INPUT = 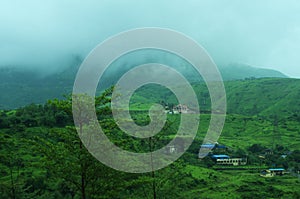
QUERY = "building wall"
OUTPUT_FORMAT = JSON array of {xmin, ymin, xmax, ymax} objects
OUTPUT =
[{"xmin": 216, "ymin": 158, "xmax": 247, "ymax": 166}]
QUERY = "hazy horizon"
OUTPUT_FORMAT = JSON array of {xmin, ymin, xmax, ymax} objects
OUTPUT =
[{"xmin": 1, "ymin": 0, "xmax": 300, "ymax": 77}]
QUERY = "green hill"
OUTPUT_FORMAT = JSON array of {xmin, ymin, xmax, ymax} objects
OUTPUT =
[
  {"xmin": 219, "ymin": 64, "xmax": 287, "ymax": 80},
  {"xmin": 225, "ymin": 78, "xmax": 300, "ymax": 117},
  {"xmin": 0, "ymin": 62, "xmax": 293, "ymax": 110},
  {"xmin": 130, "ymin": 78, "xmax": 300, "ymax": 120},
  {"xmin": 0, "ymin": 89, "xmax": 299, "ymax": 198}
]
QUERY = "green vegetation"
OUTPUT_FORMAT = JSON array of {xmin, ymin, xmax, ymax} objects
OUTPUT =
[
  {"xmin": 219, "ymin": 63, "xmax": 287, "ymax": 80},
  {"xmin": 0, "ymin": 62, "xmax": 290, "ymax": 110},
  {"xmin": 0, "ymin": 77, "xmax": 299, "ymax": 198},
  {"xmin": 131, "ymin": 78, "xmax": 300, "ymax": 118}
]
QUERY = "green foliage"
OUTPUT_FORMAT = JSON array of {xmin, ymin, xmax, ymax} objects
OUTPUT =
[
  {"xmin": 30, "ymin": 127, "xmax": 128, "ymax": 199},
  {"xmin": 0, "ymin": 82, "xmax": 299, "ymax": 198},
  {"xmin": 0, "ymin": 63, "xmax": 291, "ymax": 110},
  {"xmin": 127, "ymin": 78, "xmax": 300, "ymax": 121}
]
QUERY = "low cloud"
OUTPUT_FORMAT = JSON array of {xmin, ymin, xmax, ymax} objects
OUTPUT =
[{"xmin": 0, "ymin": 0, "xmax": 299, "ymax": 77}]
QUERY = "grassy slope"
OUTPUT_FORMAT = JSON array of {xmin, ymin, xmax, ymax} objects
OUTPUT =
[
  {"xmin": 185, "ymin": 165, "xmax": 299, "ymax": 199},
  {"xmin": 0, "ymin": 62, "xmax": 291, "ymax": 110},
  {"xmin": 195, "ymin": 114, "xmax": 300, "ymax": 151},
  {"xmin": 219, "ymin": 64, "xmax": 287, "ymax": 80},
  {"xmin": 1, "ymin": 75, "xmax": 299, "ymax": 198},
  {"xmin": 225, "ymin": 78, "xmax": 300, "ymax": 117},
  {"xmin": 130, "ymin": 78, "xmax": 300, "ymax": 119},
  {"xmin": 1, "ymin": 117, "xmax": 299, "ymax": 198}
]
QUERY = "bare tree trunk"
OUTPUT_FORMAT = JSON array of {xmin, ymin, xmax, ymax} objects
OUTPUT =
[
  {"xmin": 10, "ymin": 168, "xmax": 16, "ymax": 199},
  {"xmin": 81, "ymin": 169, "xmax": 86, "ymax": 199},
  {"xmin": 80, "ymin": 124, "xmax": 86, "ymax": 199},
  {"xmin": 151, "ymin": 170, "xmax": 156, "ymax": 199},
  {"xmin": 149, "ymin": 137, "xmax": 157, "ymax": 199}
]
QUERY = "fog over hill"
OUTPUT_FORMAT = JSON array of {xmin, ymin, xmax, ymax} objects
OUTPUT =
[
  {"xmin": 0, "ymin": 61, "xmax": 292, "ymax": 110},
  {"xmin": 219, "ymin": 64, "xmax": 288, "ymax": 80},
  {"xmin": 1, "ymin": 1, "xmax": 300, "ymax": 77}
]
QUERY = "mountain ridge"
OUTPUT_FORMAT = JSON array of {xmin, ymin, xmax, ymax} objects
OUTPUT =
[
  {"xmin": 219, "ymin": 63, "xmax": 288, "ymax": 80},
  {"xmin": 0, "ymin": 63, "xmax": 295, "ymax": 110}
]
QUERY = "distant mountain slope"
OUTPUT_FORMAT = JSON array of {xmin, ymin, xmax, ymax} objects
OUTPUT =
[
  {"xmin": 224, "ymin": 78, "xmax": 300, "ymax": 117},
  {"xmin": 120, "ymin": 78, "xmax": 300, "ymax": 119},
  {"xmin": 0, "ymin": 63, "xmax": 293, "ymax": 110},
  {"xmin": 219, "ymin": 64, "xmax": 288, "ymax": 80},
  {"xmin": 0, "ymin": 67, "xmax": 73, "ymax": 109}
]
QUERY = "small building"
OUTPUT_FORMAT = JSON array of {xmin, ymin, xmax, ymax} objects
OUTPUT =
[
  {"xmin": 173, "ymin": 104, "xmax": 189, "ymax": 114},
  {"xmin": 201, "ymin": 144, "xmax": 215, "ymax": 150},
  {"xmin": 200, "ymin": 143, "xmax": 226, "ymax": 150},
  {"xmin": 166, "ymin": 145, "xmax": 177, "ymax": 154},
  {"xmin": 260, "ymin": 168, "xmax": 285, "ymax": 177},
  {"xmin": 211, "ymin": 155, "xmax": 230, "ymax": 160},
  {"xmin": 264, "ymin": 149, "xmax": 274, "ymax": 155},
  {"xmin": 210, "ymin": 155, "xmax": 247, "ymax": 166},
  {"xmin": 216, "ymin": 158, "xmax": 247, "ymax": 166}
]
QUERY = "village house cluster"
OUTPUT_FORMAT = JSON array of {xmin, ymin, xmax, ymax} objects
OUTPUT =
[{"xmin": 199, "ymin": 143, "xmax": 247, "ymax": 166}]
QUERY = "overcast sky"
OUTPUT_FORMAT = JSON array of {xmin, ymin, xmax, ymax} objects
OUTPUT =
[{"xmin": 1, "ymin": 0, "xmax": 300, "ymax": 77}]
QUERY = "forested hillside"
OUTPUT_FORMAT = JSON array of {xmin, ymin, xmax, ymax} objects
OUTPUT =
[
  {"xmin": 0, "ymin": 62, "xmax": 299, "ymax": 198},
  {"xmin": 0, "ymin": 62, "xmax": 288, "ymax": 109},
  {"xmin": 0, "ymin": 84, "xmax": 299, "ymax": 198},
  {"xmin": 130, "ymin": 78, "xmax": 300, "ymax": 120}
]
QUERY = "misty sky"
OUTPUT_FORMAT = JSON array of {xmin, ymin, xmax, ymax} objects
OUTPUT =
[{"xmin": 1, "ymin": 0, "xmax": 300, "ymax": 77}]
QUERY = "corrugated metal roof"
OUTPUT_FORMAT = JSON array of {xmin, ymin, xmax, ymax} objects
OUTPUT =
[
  {"xmin": 211, "ymin": 155, "xmax": 230, "ymax": 159},
  {"xmin": 269, "ymin": 168, "xmax": 285, "ymax": 171},
  {"xmin": 201, "ymin": 144, "xmax": 215, "ymax": 148}
]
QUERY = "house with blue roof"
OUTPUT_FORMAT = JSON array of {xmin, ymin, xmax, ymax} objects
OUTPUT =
[
  {"xmin": 260, "ymin": 168, "xmax": 285, "ymax": 177},
  {"xmin": 211, "ymin": 155, "xmax": 230, "ymax": 159},
  {"xmin": 210, "ymin": 154, "xmax": 247, "ymax": 166}
]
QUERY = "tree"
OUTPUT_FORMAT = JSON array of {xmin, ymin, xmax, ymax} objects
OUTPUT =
[
  {"xmin": 30, "ymin": 88, "xmax": 130, "ymax": 199},
  {"xmin": 0, "ymin": 133, "xmax": 36, "ymax": 199}
]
